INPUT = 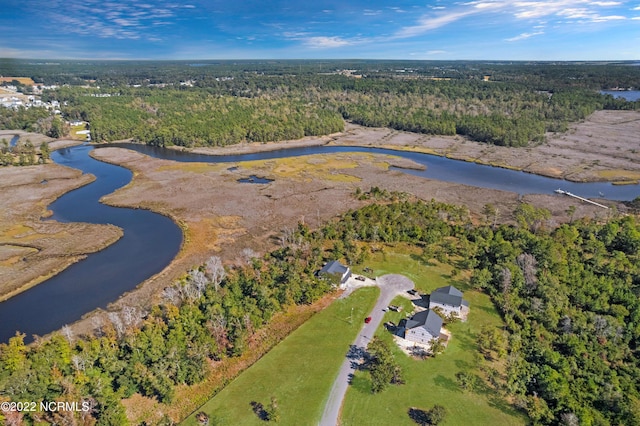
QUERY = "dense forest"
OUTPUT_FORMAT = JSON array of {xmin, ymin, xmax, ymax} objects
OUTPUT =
[
  {"xmin": 320, "ymin": 197, "xmax": 640, "ymax": 425},
  {"xmin": 2, "ymin": 193, "xmax": 639, "ymax": 425},
  {"xmin": 2, "ymin": 59, "xmax": 639, "ymax": 88},
  {"xmin": 2, "ymin": 60, "xmax": 639, "ymax": 148},
  {"xmin": 56, "ymin": 88, "xmax": 344, "ymax": 146}
]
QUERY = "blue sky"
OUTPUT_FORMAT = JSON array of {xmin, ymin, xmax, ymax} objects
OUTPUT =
[{"xmin": 1, "ymin": 0, "xmax": 638, "ymax": 60}]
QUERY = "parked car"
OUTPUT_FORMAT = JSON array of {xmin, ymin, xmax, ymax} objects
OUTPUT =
[
  {"xmin": 389, "ymin": 305, "xmax": 402, "ymax": 312},
  {"xmin": 355, "ymin": 275, "xmax": 366, "ymax": 281},
  {"xmin": 364, "ymin": 316, "xmax": 372, "ymax": 324},
  {"xmin": 407, "ymin": 289, "xmax": 418, "ymax": 295}
]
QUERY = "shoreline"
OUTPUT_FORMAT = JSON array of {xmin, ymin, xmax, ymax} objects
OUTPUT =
[
  {"xmin": 0, "ymin": 163, "xmax": 124, "ymax": 303},
  {"xmin": 100, "ymin": 117, "xmax": 640, "ymax": 184},
  {"xmin": 3, "ymin": 111, "xmax": 638, "ymax": 338},
  {"xmin": 0, "ymin": 230, "xmax": 124, "ymax": 303}
]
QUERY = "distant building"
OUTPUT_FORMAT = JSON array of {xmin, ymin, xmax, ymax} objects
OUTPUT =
[
  {"xmin": 403, "ymin": 309, "xmax": 443, "ymax": 345},
  {"xmin": 428, "ymin": 285, "xmax": 469, "ymax": 317},
  {"xmin": 318, "ymin": 260, "xmax": 351, "ymax": 284}
]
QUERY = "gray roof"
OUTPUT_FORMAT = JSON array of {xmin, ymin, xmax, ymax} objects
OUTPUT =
[
  {"xmin": 319, "ymin": 260, "xmax": 349, "ymax": 276},
  {"xmin": 429, "ymin": 285, "xmax": 466, "ymax": 308},
  {"xmin": 405, "ymin": 309, "xmax": 443, "ymax": 337}
]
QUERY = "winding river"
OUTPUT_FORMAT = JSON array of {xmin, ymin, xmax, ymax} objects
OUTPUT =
[
  {"xmin": 1, "ymin": 142, "xmax": 639, "ymax": 342},
  {"xmin": 112, "ymin": 143, "xmax": 640, "ymax": 200},
  {"xmin": 0, "ymin": 145, "xmax": 182, "ymax": 342}
]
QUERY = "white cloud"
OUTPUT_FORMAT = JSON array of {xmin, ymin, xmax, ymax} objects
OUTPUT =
[
  {"xmin": 506, "ymin": 31, "xmax": 544, "ymax": 41},
  {"xmin": 591, "ymin": 14, "xmax": 627, "ymax": 20},
  {"xmin": 471, "ymin": 1, "xmax": 505, "ymax": 10},
  {"xmin": 427, "ymin": 50, "xmax": 447, "ymax": 54},
  {"xmin": 44, "ymin": 0, "xmax": 181, "ymax": 41},
  {"xmin": 304, "ymin": 36, "xmax": 352, "ymax": 48},
  {"xmin": 589, "ymin": 1, "xmax": 621, "ymax": 6},
  {"xmin": 392, "ymin": 0, "xmax": 634, "ymax": 42},
  {"xmin": 394, "ymin": 10, "xmax": 475, "ymax": 38}
]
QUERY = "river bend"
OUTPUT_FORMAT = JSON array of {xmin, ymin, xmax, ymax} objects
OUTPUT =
[
  {"xmin": 0, "ymin": 145, "xmax": 182, "ymax": 342},
  {"xmin": 1, "ymin": 142, "xmax": 638, "ymax": 342}
]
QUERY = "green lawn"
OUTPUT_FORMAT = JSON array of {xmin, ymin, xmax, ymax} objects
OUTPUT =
[
  {"xmin": 181, "ymin": 287, "xmax": 379, "ymax": 426},
  {"xmin": 355, "ymin": 244, "xmax": 463, "ymax": 294},
  {"xmin": 341, "ymin": 245, "xmax": 526, "ymax": 425}
]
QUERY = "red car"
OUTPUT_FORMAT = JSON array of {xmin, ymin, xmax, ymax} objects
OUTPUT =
[{"xmin": 364, "ymin": 316, "xmax": 372, "ymax": 324}]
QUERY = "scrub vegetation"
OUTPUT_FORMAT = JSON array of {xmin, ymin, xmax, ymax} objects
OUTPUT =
[
  {"xmin": 2, "ymin": 60, "xmax": 638, "ymax": 149},
  {"xmin": 1, "ymin": 60, "xmax": 640, "ymax": 425},
  {"xmin": 2, "ymin": 192, "xmax": 639, "ymax": 425},
  {"xmin": 181, "ymin": 287, "xmax": 379, "ymax": 426}
]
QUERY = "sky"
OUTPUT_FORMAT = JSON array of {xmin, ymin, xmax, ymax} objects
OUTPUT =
[{"xmin": 0, "ymin": 0, "xmax": 639, "ymax": 60}]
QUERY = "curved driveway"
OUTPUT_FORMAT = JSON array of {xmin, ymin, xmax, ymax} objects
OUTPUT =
[{"xmin": 319, "ymin": 274, "xmax": 415, "ymax": 426}]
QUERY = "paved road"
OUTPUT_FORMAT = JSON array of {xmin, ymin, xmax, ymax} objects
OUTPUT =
[{"xmin": 319, "ymin": 274, "xmax": 415, "ymax": 426}]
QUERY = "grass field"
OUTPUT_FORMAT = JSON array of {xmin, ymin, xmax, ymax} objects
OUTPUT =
[
  {"xmin": 182, "ymin": 244, "xmax": 525, "ymax": 425},
  {"xmin": 181, "ymin": 287, "xmax": 379, "ymax": 425},
  {"xmin": 597, "ymin": 169, "xmax": 640, "ymax": 182},
  {"xmin": 70, "ymin": 124, "xmax": 89, "ymax": 140},
  {"xmin": 0, "ymin": 77, "xmax": 35, "ymax": 85},
  {"xmin": 239, "ymin": 154, "xmax": 370, "ymax": 183},
  {"xmin": 340, "ymin": 245, "xmax": 526, "ymax": 425}
]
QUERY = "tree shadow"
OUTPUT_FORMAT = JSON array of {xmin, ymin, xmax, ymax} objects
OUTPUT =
[
  {"xmin": 349, "ymin": 373, "xmax": 372, "ymax": 395},
  {"xmin": 487, "ymin": 394, "xmax": 525, "ymax": 419},
  {"xmin": 409, "ymin": 253, "xmax": 431, "ymax": 266},
  {"xmin": 433, "ymin": 374, "xmax": 459, "ymax": 392},
  {"xmin": 347, "ymin": 344, "xmax": 371, "ymax": 369},
  {"xmin": 475, "ymin": 304, "xmax": 498, "ymax": 315},
  {"xmin": 440, "ymin": 273, "xmax": 472, "ymax": 292},
  {"xmin": 451, "ymin": 332, "xmax": 476, "ymax": 351},
  {"xmin": 250, "ymin": 401, "xmax": 268, "ymax": 421},
  {"xmin": 408, "ymin": 407, "xmax": 429, "ymax": 425},
  {"xmin": 454, "ymin": 359, "xmax": 472, "ymax": 370}
]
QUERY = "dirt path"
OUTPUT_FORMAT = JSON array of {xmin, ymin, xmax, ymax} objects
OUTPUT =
[{"xmin": 320, "ymin": 275, "xmax": 414, "ymax": 426}]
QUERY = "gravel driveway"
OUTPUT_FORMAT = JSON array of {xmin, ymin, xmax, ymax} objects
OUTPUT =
[{"xmin": 319, "ymin": 274, "xmax": 414, "ymax": 426}]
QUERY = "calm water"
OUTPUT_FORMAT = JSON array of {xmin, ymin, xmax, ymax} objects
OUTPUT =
[
  {"xmin": 0, "ymin": 145, "xmax": 182, "ymax": 342},
  {"xmin": 112, "ymin": 143, "xmax": 640, "ymax": 201},
  {"xmin": 2, "ymin": 140, "xmax": 639, "ymax": 342},
  {"xmin": 600, "ymin": 90, "xmax": 640, "ymax": 101},
  {"xmin": 238, "ymin": 175, "xmax": 274, "ymax": 184}
]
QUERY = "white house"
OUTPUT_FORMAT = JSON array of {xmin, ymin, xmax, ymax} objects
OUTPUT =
[
  {"xmin": 428, "ymin": 285, "xmax": 469, "ymax": 317},
  {"xmin": 404, "ymin": 309, "xmax": 443, "ymax": 345},
  {"xmin": 318, "ymin": 260, "xmax": 351, "ymax": 285}
]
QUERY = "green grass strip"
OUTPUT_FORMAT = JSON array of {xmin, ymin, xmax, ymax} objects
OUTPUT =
[{"xmin": 181, "ymin": 287, "xmax": 379, "ymax": 425}]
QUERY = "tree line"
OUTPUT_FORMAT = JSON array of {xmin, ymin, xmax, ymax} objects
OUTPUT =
[
  {"xmin": 59, "ymin": 75, "xmax": 637, "ymax": 147},
  {"xmin": 1, "ymin": 192, "xmax": 639, "ymax": 424},
  {"xmin": 2, "ymin": 62, "xmax": 639, "ymax": 148},
  {"xmin": 318, "ymin": 196, "xmax": 640, "ymax": 425}
]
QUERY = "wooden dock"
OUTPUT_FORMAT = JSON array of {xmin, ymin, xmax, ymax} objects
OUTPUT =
[{"xmin": 554, "ymin": 189, "xmax": 609, "ymax": 209}]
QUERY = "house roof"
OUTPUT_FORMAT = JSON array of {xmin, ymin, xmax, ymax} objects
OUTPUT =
[
  {"xmin": 429, "ymin": 285, "xmax": 466, "ymax": 308},
  {"xmin": 405, "ymin": 309, "xmax": 443, "ymax": 337},
  {"xmin": 319, "ymin": 260, "xmax": 349, "ymax": 276}
]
